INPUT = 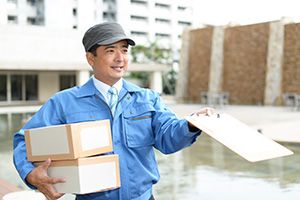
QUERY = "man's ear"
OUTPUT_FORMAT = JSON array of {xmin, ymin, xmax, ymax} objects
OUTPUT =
[{"xmin": 86, "ymin": 52, "xmax": 95, "ymax": 67}]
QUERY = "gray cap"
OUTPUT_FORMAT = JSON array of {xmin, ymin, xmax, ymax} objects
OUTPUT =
[{"xmin": 82, "ymin": 22, "xmax": 135, "ymax": 52}]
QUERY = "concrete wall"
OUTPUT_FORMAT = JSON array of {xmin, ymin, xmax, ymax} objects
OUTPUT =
[{"xmin": 0, "ymin": 25, "xmax": 88, "ymax": 70}]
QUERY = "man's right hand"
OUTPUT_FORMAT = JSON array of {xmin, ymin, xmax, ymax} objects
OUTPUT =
[{"xmin": 26, "ymin": 158, "xmax": 65, "ymax": 200}]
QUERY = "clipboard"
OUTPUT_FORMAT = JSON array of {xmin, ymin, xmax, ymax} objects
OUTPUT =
[{"xmin": 186, "ymin": 113, "xmax": 294, "ymax": 162}]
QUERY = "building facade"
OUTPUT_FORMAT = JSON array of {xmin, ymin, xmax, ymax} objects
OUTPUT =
[{"xmin": 0, "ymin": 0, "xmax": 197, "ymax": 138}]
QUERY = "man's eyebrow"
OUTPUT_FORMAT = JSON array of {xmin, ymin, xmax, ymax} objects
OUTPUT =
[
  {"xmin": 104, "ymin": 44, "xmax": 128, "ymax": 50},
  {"xmin": 104, "ymin": 45, "xmax": 116, "ymax": 50}
]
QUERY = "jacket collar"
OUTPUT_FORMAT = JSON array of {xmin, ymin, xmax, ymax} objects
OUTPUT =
[
  {"xmin": 122, "ymin": 79, "xmax": 142, "ymax": 93},
  {"xmin": 76, "ymin": 78, "xmax": 142, "ymax": 98}
]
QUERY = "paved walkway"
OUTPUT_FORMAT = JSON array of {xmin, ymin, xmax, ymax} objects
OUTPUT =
[{"xmin": 164, "ymin": 101, "xmax": 300, "ymax": 143}]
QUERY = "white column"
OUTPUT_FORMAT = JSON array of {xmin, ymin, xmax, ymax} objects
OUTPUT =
[
  {"xmin": 264, "ymin": 20, "xmax": 285, "ymax": 105},
  {"xmin": 175, "ymin": 28, "xmax": 190, "ymax": 102},
  {"xmin": 208, "ymin": 26, "xmax": 224, "ymax": 94},
  {"xmin": 17, "ymin": 0, "xmax": 27, "ymax": 25},
  {"xmin": 76, "ymin": 70, "xmax": 90, "ymax": 86},
  {"xmin": 150, "ymin": 71, "xmax": 163, "ymax": 94},
  {"xmin": 0, "ymin": 0, "xmax": 7, "ymax": 25}
]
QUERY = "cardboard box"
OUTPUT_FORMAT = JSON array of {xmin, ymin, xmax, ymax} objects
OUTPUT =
[
  {"xmin": 42, "ymin": 154, "xmax": 120, "ymax": 194},
  {"xmin": 25, "ymin": 120, "xmax": 113, "ymax": 161}
]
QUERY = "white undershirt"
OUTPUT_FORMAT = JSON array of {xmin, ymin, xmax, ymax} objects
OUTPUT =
[{"xmin": 92, "ymin": 76, "xmax": 123, "ymax": 104}]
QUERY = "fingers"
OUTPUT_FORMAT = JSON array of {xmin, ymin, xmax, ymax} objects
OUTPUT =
[
  {"xmin": 39, "ymin": 184, "xmax": 64, "ymax": 200},
  {"xmin": 48, "ymin": 177, "xmax": 65, "ymax": 184},
  {"xmin": 26, "ymin": 158, "xmax": 65, "ymax": 200},
  {"xmin": 192, "ymin": 107, "xmax": 216, "ymax": 116},
  {"xmin": 41, "ymin": 158, "xmax": 51, "ymax": 171}
]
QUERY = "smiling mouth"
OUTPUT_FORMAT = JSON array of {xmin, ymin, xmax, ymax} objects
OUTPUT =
[{"xmin": 111, "ymin": 66, "xmax": 124, "ymax": 71}]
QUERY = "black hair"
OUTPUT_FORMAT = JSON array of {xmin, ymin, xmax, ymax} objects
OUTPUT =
[{"xmin": 88, "ymin": 44, "xmax": 100, "ymax": 56}]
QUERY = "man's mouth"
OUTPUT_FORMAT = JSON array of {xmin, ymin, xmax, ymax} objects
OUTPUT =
[{"xmin": 111, "ymin": 66, "xmax": 123, "ymax": 72}]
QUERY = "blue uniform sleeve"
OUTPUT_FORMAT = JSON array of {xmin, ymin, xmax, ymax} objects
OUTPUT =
[
  {"xmin": 151, "ymin": 93, "xmax": 201, "ymax": 154},
  {"xmin": 13, "ymin": 96, "xmax": 64, "ymax": 188}
]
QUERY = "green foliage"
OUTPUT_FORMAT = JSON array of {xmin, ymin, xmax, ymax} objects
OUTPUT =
[
  {"xmin": 131, "ymin": 41, "xmax": 172, "ymax": 64},
  {"xmin": 129, "ymin": 40, "xmax": 177, "ymax": 94}
]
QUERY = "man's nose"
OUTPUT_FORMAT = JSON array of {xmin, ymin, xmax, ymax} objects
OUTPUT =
[{"xmin": 115, "ymin": 50, "xmax": 124, "ymax": 62}]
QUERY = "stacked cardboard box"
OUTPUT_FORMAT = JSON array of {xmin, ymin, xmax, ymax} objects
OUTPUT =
[{"xmin": 25, "ymin": 119, "xmax": 120, "ymax": 194}]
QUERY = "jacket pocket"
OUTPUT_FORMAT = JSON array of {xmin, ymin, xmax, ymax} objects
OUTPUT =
[
  {"xmin": 123, "ymin": 104, "xmax": 155, "ymax": 148},
  {"xmin": 65, "ymin": 110, "xmax": 108, "ymax": 123}
]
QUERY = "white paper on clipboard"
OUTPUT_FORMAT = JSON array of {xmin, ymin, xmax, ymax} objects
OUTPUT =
[{"xmin": 186, "ymin": 113, "xmax": 293, "ymax": 162}]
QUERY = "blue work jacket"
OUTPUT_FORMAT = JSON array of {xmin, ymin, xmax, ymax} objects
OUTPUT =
[{"xmin": 13, "ymin": 78, "xmax": 200, "ymax": 200}]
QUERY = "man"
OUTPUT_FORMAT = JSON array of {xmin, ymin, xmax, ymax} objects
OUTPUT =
[{"xmin": 13, "ymin": 22, "xmax": 214, "ymax": 200}]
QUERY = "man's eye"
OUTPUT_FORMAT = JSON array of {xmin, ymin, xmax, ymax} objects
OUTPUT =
[{"xmin": 122, "ymin": 49, "xmax": 128, "ymax": 53}]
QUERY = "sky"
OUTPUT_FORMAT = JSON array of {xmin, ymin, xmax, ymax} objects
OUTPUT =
[{"xmin": 193, "ymin": 0, "xmax": 300, "ymax": 26}]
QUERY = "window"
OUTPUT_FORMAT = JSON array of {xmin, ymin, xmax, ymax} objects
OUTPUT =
[
  {"xmin": 8, "ymin": 0, "xmax": 17, "ymax": 3},
  {"xmin": 11, "ymin": 75, "xmax": 22, "ymax": 101},
  {"xmin": 60, "ymin": 75, "xmax": 76, "ymax": 91},
  {"xmin": 178, "ymin": 21, "xmax": 191, "ymax": 26},
  {"xmin": 0, "ymin": 75, "xmax": 7, "ymax": 101},
  {"xmin": 7, "ymin": 15, "xmax": 18, "ymax": 24},
  {"xmin": 155, "ymin": 18, "xmax": 171, "ymax": 24},
  {"xmin": 178, "ymin": 6, "xmax": 186, "ymax": 11},
  {"xmin": 103, "ymin": 12, "xmax": 116, "ymax": 21},
  {"xmin": 27, "ymin": 17, "xmax": 37, "ymax": 25},
  {"xmin": 130, "ymin": 0, "xmax": 147, "ymax": 6},
  {"xmin": 155, "ymin": 33, "xmax": 171, "ymax": 38},
  {"xmin": 0, "ymin": 114, "xmax": 8, "ymax": 139},
  {"xmin": 25, "ymin": 75, "xmax": 38, "ymax": 100},
  {"xmin": 72, "ymin": 8, "xmax": 77, "ymax": 16},
  {"xmin": 27, "ymin": 0, "xmax": 36, "ymax": 6},
  {"xmin": 131, "ymin": 15, "xmax": 148, "ymax": 22},
  {"xmin": 5, "ymin": 74, "xmax": 38, "ymax": 101},
  {"xmin": 131, "ymin": 31, "xmax": 147, "ymax": 37},
  {"xmin": 155, "ymin": 3, "xmax": 170, "ymax": 9},
  {"xmin": 103, "ymin": 0, "xmax": 115, "ymax": 2}
]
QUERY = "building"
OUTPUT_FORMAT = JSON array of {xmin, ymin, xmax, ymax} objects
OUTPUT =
[
  {"xmin": 0, "ymin": 0, "xmax": 197, "ymax": 138},
  {"xmin": 176, "ymin": 19, "xmax": 300, "ymax": 107}
]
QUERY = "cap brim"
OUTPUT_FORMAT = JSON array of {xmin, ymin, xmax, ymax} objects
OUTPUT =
[{"xmin": 97, "ymin": 36, "xmax": 135, "ymax": 46}]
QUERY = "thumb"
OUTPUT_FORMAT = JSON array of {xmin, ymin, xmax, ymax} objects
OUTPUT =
[{"xmin": 41, "ymin": 158, "xmax": 51, "ymax": 170}]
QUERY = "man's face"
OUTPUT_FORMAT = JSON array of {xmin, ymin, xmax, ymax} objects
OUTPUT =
[{"xmin": 87, "ymin": 40, "xmax": 129, "ymax": 86}]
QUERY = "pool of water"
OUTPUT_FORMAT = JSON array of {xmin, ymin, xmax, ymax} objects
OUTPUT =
[{"xmin": 1, "ymin": 134, "xmax": 300, "ymax": 200}]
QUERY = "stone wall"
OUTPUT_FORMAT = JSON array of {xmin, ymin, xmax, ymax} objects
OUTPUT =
[
  {"xmin": 222, "ymin": 23, "xmax": 269, "ymax": 104},
  {"xmin": 187, "ymin": 27, "xmax": 213, "ymax": 102},
  {"xmin": 282, "ymin": 23, "xmax": 300, "ymax": 94}
]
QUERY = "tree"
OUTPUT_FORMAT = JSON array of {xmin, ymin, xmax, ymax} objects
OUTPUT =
[{"xmin": 130, "ymin": 40, "xmax": 177, "ymax": 94}]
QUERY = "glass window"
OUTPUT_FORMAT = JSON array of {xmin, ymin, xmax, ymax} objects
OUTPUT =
[
  {"xmin": 11, "ymin": 75, "xmax": 22, "ymax": 101},
  {"xmin": 131, "ymin": 15, "xmax": 148, "ymax": 22},
  {"xmin": 155, "ymin": 3, "xmax": 170, "ymax": 9},
  {"xmin": 27, "ymin": 17, "xmax": 37, "ymax": 25},
  {"xmin": 130, "ymin": 0, "xmax": 147, "ymax": 6},
  {"xmin": 60, "ymin": 75, "xmax": 76, "ymax": 91},
  {"xmin": 0, "ymin": 114, "xmax": 9, "ymax": 139},
  {"xmin": 0, "ymin": 75, "xmax": 7, "ymax": 101},
  {"xmin": 25, "ymin": 75, "xmax": 38, "ymax": 100},
  {"xmin": 155, "ymin": 18, "xmax": 171, "ymax": 24},
  {"xmin": 7, "ymin": 15, "xmax": 18, "ymax": 24},
  {"xmin": 11, "ymin": 113, "xmax": 23, "ymax": 134}
]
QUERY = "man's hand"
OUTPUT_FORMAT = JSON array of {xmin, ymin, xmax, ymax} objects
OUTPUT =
[
  {"xmin": 191, "ymin": 107, "xmax": 215, "ymax": 117},
  {"xmin": 188, "ymin": 107, "xmax": 216, "ymax": 131},
  {"xmin": 26, "ymin": 158, "xmax": 65, "ymax": 200}
]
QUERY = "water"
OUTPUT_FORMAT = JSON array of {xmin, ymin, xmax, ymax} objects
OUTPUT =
[
  {"xmin": 154, "ymin": 134, "xmax": 300, "ymax": 199},
  {"xmin": 1, "ymin": 134, "xmax": 300, "ymax": 200}
]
